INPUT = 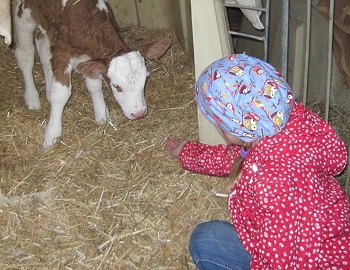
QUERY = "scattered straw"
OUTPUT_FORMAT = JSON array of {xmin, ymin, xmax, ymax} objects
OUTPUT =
[
  {"xmin": 0, "ymin": 27, "xmax": 230, "ymax": 269},
  {"xmin": 1, "ymin": 26, "xmax": 349, "ymax": 270}
]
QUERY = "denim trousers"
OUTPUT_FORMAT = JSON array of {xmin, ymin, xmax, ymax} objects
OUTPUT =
[{"xmin": 189, "ymin": 220, "xmax": 251, "ymax": 270}]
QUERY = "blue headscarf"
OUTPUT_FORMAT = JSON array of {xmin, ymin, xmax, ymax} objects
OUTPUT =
[{"xmin": 196, "ymin": 54, "xmax": 295, "ymax": 142}]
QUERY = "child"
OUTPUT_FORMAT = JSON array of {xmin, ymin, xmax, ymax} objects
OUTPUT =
[{"xmin": 166, "ymin": 54, "xmax": 350, "ymax": 269}]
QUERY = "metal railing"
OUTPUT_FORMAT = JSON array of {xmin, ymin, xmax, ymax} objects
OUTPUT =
[
  {"xmin": 221, "ymin": 0, "xmax": 349, "ymax": 195},
  {"xmin": 222, "ymin": 0, "xmax": 270, "ymax": 62}
]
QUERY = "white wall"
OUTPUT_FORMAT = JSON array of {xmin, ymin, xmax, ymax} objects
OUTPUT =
[{"xmin": 191, "ymin": 0, "xmax": 231, "ymax": 145}]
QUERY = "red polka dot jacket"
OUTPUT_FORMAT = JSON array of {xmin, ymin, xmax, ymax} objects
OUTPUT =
[{"xmin": 179, "ymin": 102, "xmax": 350, "ymax": 269}]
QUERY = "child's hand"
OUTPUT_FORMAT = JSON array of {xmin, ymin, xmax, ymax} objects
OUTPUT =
[{"xmin": 165, "ymin": 138, "xmax": 188, "ymax": 157}]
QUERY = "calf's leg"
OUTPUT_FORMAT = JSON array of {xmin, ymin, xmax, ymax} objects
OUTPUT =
[
  {"xmin": 44, "ymin": 79, "xmax": 71, "ymax": 147},
  {"xmin": 14, "ymin": 7, "xmax": 41, "ymax": 109},
  {"xmin": 85, "ymin": 77, "xmax": 109, "ymax": 123},
  {"xmin": 35, "ymin": 33, "xmax": 53, "ymax": 102}
]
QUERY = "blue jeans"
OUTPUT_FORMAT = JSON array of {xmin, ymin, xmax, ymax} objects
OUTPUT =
[{"xmin": 189, "ymin": 220, "xmax": 251, "ymax": 270}]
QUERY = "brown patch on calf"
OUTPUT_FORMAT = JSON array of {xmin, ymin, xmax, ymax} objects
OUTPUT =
[
  {"xmin": 51, "ymin": 53, "xmax": 71, "ymax": 87},
  {"xmin": 139, "ymin": 38, "xmax": 172, "ymax": 60},
  {"xmin": 76, "ymin": 59, "xmax": 108, "ymax": 79},
  {"xmin": 17, "ymin": 2, "xmax": 23, "ymax": 17},
  {"xmin": 21, "ymin": 0, "xmax": 129, "ymax": 85},
  {"xmin": 20, "ymin": 0, "xmax": 172, "ymax": 87}
]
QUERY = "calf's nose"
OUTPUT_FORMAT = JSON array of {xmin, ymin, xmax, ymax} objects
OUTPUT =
[{"xmin": 131, "ymin": 109, "xmax": 147, "ymax": 119}]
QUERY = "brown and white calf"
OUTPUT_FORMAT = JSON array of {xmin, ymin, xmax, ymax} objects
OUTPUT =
[{"xmin": 14, "ymin": 0, "xmax": 171, "ymax": 147}]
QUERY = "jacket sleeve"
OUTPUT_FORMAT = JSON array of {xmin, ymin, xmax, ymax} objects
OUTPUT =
[{"xmin": 178, "ymin": 141, "xmax": 240, "ymax": 177}]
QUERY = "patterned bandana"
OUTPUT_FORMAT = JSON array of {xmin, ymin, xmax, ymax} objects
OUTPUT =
[{"xmin": 196, "ymin": 54, "xmax": 295, "ymax": 142}]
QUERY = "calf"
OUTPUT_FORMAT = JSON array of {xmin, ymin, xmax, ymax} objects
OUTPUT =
[{"xmin": 14, "ymin": 0, "xmax": 171, "ymax": 147}]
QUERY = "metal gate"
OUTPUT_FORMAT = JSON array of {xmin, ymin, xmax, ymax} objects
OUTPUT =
[{"xmin": 221, "ymin": 0, "xmax": 350, "ymax": 195}]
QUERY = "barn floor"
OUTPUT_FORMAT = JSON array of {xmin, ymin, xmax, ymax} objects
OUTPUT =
[
  {"xmin": 0, "ymin": 28, "xmax": 231, "ymax": 270},
  {"xmin": 1, "ymin": 27, "xmax": 349, "ymax": 270}
]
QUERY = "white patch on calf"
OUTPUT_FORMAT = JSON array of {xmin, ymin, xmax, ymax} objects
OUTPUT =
[
  {"xmin": 71, "ymin": 55, "xmax": 109, "ymax": 123},
  {"xmin": 85, "ymin": 77, "xmax": 109, "ymax": 122},
  {"xmin": 96, "ymin": 0, "xmax": 108, "ymax": 11},
  {"xmin": 70, "ymin": 55, "xmax": 91, "ymax": 68},
  {"xmin": 44, "ymin": 79, "xmax": 72, "ymax": 147},
  {"xmin": 62, "ymin": 0, "xmax": 82, "ymax": 8},
  {"xmin": 35, "ymin": 29, "xmax": 53, "ymax": 101},
  {"xmin": 108, "ymin": 52, "xmax": 149, "ymax": 120},
  {"xmin": 15, "ymin": 6, "xmax": 41, "ymax": 109},
  {"xmin": 61, "ymin": 0, "xmax": 68, "ymax": 7}
]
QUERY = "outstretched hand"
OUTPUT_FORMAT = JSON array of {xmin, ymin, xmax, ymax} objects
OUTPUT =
[{"xmin": 165, "ymin": 138, "xmax": 188, "ymax": 157}]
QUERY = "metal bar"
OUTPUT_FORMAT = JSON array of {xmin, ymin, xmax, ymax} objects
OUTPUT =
[
  {"xmin": 228, "ymin": 31, "xmax": 265, "ymax": 42},
  {"xmin": 302, "ymin": 0, "xmax": 312, "ymax": 105},
  {"xmin": 264, "ymin": 0, "xmax": 270, "ymax": 61},
  {"xmin": 281, "ymin": 0, "xmax": 290, "ymax": 80},
  {"xmin": 222, "ymin": 0, "xmax": 269, "ymax": 61},
  {"xmin": 325, "ymin": 0, "xmax": 334, "ymax": 122},
  {"xmin": 133, "ymin": 0, "xmax": 141, "ymax": 27},
  {"xmin": 222, "ymin": 0, "xmax": 234, "ymax": 54}
]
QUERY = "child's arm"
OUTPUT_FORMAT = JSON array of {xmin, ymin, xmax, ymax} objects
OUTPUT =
[{"xmin": 178, "ymin": 141, "xmax": 240, "ymax": 177}]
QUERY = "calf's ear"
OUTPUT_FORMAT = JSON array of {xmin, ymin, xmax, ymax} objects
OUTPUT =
[
  {"xmin": 76, "ymin": 59, "xmax": 107, "ymax": 78},
  {"xmin": 139, "ymin": 38, "xmax": 172, "ymax": 60}
]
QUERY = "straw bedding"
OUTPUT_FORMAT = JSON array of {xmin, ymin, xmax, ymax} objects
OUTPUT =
[
  {"xmin": 0, "ymin": 27, "xmax": 349, "ymax": 269},
  {"xmin": 0, "ymin": 27, "xmax": 231, "ymax": 270}
]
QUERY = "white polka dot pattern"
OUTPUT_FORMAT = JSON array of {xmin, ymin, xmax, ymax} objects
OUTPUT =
[{"xmin": 179, "ymin": 102, "xmax": 350, "ymax": 269}]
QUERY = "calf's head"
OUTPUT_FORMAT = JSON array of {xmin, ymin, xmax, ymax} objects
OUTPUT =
[{"xmin": 76, "ymin": 39, "xmax": 171, "ymax": 120}]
